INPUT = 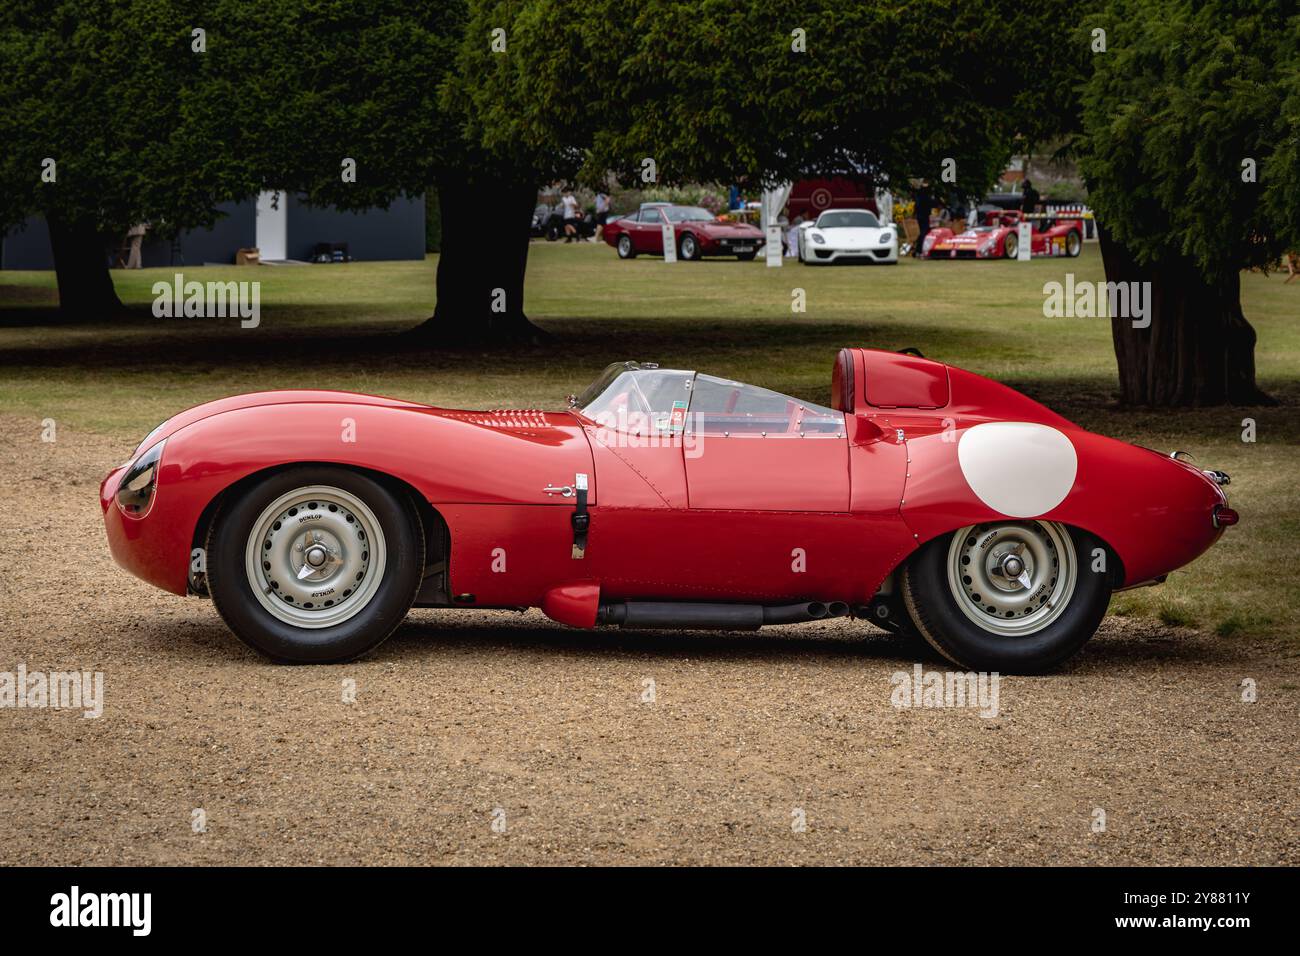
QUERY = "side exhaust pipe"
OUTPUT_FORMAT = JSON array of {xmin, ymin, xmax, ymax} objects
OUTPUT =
[{"xmin": 596, "ymin": 601, "xmax": 850, "ymax": 630}]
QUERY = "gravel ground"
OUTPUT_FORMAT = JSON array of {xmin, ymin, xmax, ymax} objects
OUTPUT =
[{"xmin": 1, "ymin": 414, "xmax": 1297, "ymax": 866}]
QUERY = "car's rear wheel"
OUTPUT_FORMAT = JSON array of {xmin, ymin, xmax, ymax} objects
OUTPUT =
[
  {"xmin": 1066, "ymin": 230, "xmax": 1082, "ymax": 257},
  {"xmin": 901, "ymin": 521, "xmax": 1111, "ymax": 673},
  {"xmin": 679, "ymin": 233, "xmax": 700, "ymax": 260},
  {"xmin": 206, "ymin": 467, "xmax": 423, "ymax": 663},
  {"xmin": 1002, "ymin": 233, "xmax": 1019, "ymax": 259},
  {"xmin": 617, "ymin": 234, "xmax": 636, "ymax": 259}
]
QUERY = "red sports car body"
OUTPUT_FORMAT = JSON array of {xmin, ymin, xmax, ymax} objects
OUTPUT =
[
  {"xmin": 101, "ymin": 349, "xmax": 1235, "ymax": 670},
  {"xmin": 602, "ymin": 204, "xmax": 765, "ymax": 260},
  {"xmin": 922, "ymin": 210, "xmax": 1084, "ymax": 259}
]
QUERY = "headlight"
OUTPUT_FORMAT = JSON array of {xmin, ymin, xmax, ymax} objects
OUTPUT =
[
  {"xmin": 880, "ymin": 232, "xmax": 894, "ymax": 244},
  {"xmin": 811, "ymin": 233, "xmax": 825, "ymax": 244},
  {"xmin": 116, "ymin": 439, "xmax": 166, "ymax": 517}
]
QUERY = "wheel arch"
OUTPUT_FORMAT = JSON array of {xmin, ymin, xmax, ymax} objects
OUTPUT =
[
  {"xmin": 894, "ymin": 424, "xmax": 1225, "ymax": 590},
  {"xmin": 887, "ymin": 519, "xmax": 1126, "ymax": 591},
  {"xmin": 189, "ymin": 462, "xmax": 449, "ymax": 598},
  {"xmin": 132, "ymin": 398, "xmax": 591, "ymax": 598}
]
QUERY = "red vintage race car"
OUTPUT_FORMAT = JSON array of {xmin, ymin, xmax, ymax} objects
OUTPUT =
[
  {"xmin": 921, "ymin": 210, "xmax": 1084, "ymax": 259},
  {"xmin": 602, "ymin": 203, "xmax": 765, "ymax": 260},
  {"xmin": 101, "ymin": 349, "xmax": 1236, "ymax": 671}
]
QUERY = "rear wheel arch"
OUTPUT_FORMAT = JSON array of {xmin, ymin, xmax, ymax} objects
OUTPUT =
[
  {"xmin": 893, "ymin": 520, "xmax": 1121, "ymax": 672},
  {"xmin": 894, "ymin": 521, "xmax": 1126, "ymax": 589}
]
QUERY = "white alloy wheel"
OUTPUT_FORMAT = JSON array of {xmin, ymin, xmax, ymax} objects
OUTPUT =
[{"xmin": 244, "ymin": 485, "xmax": 387, "ymax": 628}]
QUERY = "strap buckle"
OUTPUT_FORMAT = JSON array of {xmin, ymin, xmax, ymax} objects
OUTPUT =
[{"xmin": 571, "ymin": 473, "xmax": 589, "ymax": 559}]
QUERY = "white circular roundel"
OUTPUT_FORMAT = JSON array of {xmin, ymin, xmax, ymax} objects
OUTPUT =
[{"xmin": 957, "ymin": 422, "xmax": 1078, "ymax": 518}]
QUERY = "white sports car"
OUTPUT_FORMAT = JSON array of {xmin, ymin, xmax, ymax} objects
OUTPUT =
[{"xmin": 797, "ymin": 209, "xmax": 899, "ymax": 265}]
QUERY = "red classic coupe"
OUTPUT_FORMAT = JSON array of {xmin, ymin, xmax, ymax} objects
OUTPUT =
[
  {"xmin": 602, "ymin": 204, "xmax": 765, "ymax": 260},
  {"xmin": 922, "ymin": 210, "xmax": 1084, "ymax": 259},
  {"xmin": 101, "ymin": 349, "xmax": 1235, "ymax": 671}
]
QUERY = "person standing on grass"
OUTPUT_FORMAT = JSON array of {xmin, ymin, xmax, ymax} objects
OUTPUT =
[
  {"xmin": 594, "ymin": 191, "xmax": 611, "ymax": 242},
  {"xmin": 561, "ymin": 189, "xmax": 580, "ymax": 242},
  {"xmin": 911, "ymin": 181, "xmax": 932, "ymax": 257},
  {"xmin": 1021, "ymin": 178, "xmax": 1040, "ymax": 215}
]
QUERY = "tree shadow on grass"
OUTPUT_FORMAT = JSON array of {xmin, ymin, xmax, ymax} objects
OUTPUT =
[
  {"xmin": 0, "ymin": 304, "xmax": 986, "ymax": 377},
  {"xmin": 3, "ymin": 301, "xmax": 1291, "ymax": 428}
]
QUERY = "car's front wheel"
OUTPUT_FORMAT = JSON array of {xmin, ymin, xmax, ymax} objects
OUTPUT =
[
  {"xmin": 1002, "ymin": 233, "xmax": 1019, "ymax": 259},
  {"xmin": 679, "ymin": 233, "xmax": 700, "ymax": 260},
  {"xmin": 901, "ymin": 521, "xmax": 1111, "ymax": 673},
  {"xmin": 206, "ymin": 467, "xmax": 424, "ymax": 663},
  {"xmin": 617, "ymin": 234, "xmax": 636, "ymax": 259}
]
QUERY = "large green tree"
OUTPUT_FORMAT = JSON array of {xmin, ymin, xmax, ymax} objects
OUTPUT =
[
  {"xmin": 458, "ymin": 0, "xmax": 1018, "ymax": 201},
  {"xmin": 204, "ymin": 0, "xmax": 552, "ymax": 342},
  {"xmin": 2, "ymin": 0, "xmax": 553, "ymax": 342},
  {"xmin": 0, "ymin": 0, "xmax": 248, "ymax": 315},
  {"xmin": 1076, "ymin": 0, "xmax": 1298, "ymax": 404},
  {"xmin": 458, "ymin": 0, "xmax": 1297, "ymax": 405},
  {"xmin": 203, "ymin": 0, "xmax": 560, "ymax": 343}
]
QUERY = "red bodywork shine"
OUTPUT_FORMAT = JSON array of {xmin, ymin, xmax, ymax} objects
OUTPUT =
[{"xmin": 102, "ymin": 351, "xmax": 1230, "ymax": 623}]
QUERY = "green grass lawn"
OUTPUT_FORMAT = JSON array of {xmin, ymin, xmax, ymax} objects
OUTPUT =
[{"xmin": 2, "ymin": 242, "xmax": 1296, "ymax": 645}]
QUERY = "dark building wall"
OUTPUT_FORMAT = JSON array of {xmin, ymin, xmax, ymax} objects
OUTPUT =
[
  {"xmin": 2, "ymin": 204, "xmax": 254, "ymax": 270},
  {"xmin": 2, "ymin": 196, "xmax": 423, "ymax": 269},
  {"xmin": 286, "ymin": 194, "xmax": 425, "ymax": 262},
  {"xmin": 1, "ymin": 216, "xmax": 53, "ymax": 270},
  {"xmin": 140, "ymin": 201, "xmax": 256, "ymax": 267}
]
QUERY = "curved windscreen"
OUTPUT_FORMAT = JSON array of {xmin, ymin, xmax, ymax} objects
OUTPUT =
[
  {"xmin": 575, "ymin": 363, "xmax": 694, "ymax": 434},
  {"xmin": 815, "ymin": 210, "xmax": 880, "ymax": 229},
  {"xmin": 575, "ymin": 365, "xmax": 844, "ymax": 438}
]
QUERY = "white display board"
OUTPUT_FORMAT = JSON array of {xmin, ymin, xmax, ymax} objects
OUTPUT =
[
  {"xmin": 255, "ymin": 190, "xmax": 287, "ymax": 261},
  {"xmin": 1017, "ymin": 221, "xmax": 1032, "ymax": 262},
  {"xmin": 765, "ymin": 226, "xmax": 783, "ymax": 267},
  {"xmin": 661, "ymin": 223, "xmax": 677, "ymax": 262}
]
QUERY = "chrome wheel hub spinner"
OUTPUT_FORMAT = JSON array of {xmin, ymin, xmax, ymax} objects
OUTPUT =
[
  {"xmin": 244, "ymin": 485, "xmax": 387, "ymax": 629},
  {"xmin": 946, "ymin": 521, "xmax": 1077, "ymax": 637}
]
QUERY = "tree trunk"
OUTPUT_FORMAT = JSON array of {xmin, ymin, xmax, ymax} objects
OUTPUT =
[
  {"xmin": 46, "ymin": 214, "xmax": 124, "ymax": 317},
  {"xmin": 405, "ymin": 169, "xmax": 548, "ymax": 346},
  {"xmin": 1097, "ymin": 224, "xmax": 1273, "ymax": 406}
]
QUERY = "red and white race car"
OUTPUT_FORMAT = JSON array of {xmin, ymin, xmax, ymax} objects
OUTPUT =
[
  {"xmin": 100, "ymin": 348, "xmax": 1236, "ymax": 671},
  {"xmin": 921, "ymin": 210, "xmax": 1084, "ymax": 260}
]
